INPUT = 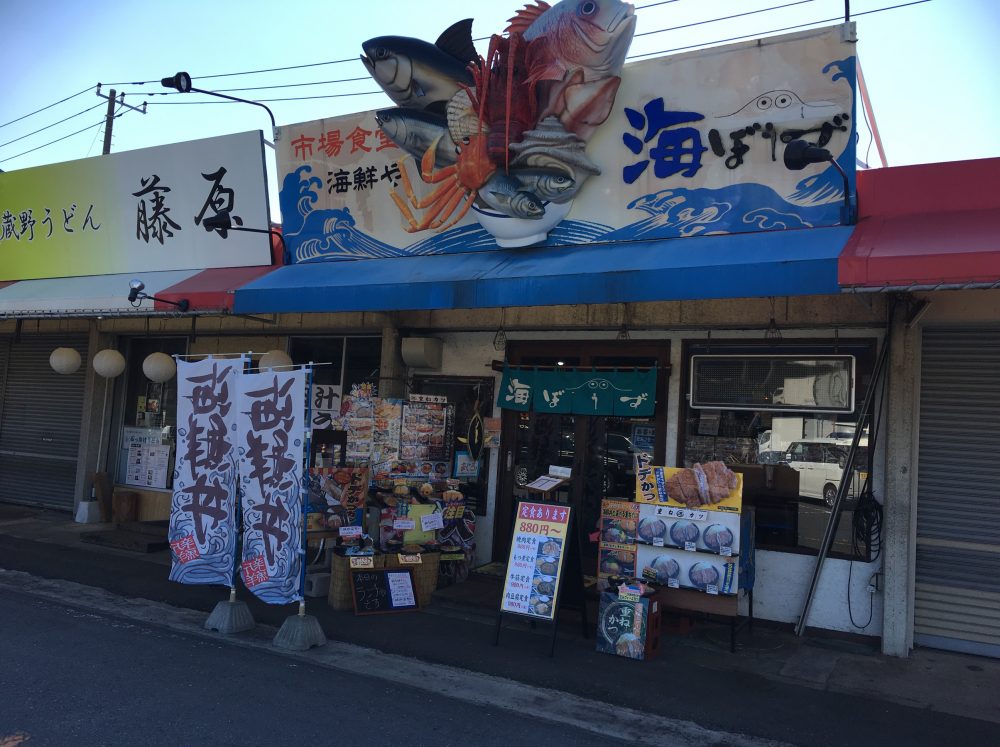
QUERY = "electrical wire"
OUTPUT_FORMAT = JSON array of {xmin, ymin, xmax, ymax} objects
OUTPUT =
[
  {"xmin": 627, "ymin": 0, "xmax": 932, "ymax": 60},
  {"xmin": 0, "ymin": 109, "xmax": 131, "ymax": 165},
  {"xmin": 0, "ymin": 85, "xmax": 94, "ymax": 130},
  {"xmin": 3, "ymin": 0, "xmax": 933, "ymax": 160},
  {"xmin": 634, "ymin": 0, "xmax": 819, "ymax": 39},
  {"xmin": 846, "ymin": 333, "xmax": 888, "ymax": 630},
  {"xmin": 142, "ymin": 90, "xmax": 385, "ymax": 104},
  {"xmin": 0, "ymin": 101, "xmax": 106, "ymax": 150}
]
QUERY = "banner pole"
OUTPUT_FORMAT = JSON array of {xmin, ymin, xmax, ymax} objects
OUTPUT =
[
  {"xmin": 299, "ymin": 363, "xmax": 314, "ymax": 601},
  {"xmin": 202, "ymin": 353, "xmax": 255, "ymax": 635},
  {"xmin": 273, "ymin": 361, "xmax": 326, "ymax": 650}
]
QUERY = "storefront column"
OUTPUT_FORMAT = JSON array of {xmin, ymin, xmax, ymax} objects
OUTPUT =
[
  {"xmin": 74, "ymin": 324, "xmax": 115, "ymax": 516},
  {"xmin": 378, "ymin": 324, "xmax": 405, "ymax": 399},
  {"xmin": 882, "ymin": 302, "xmax": 919, "ymax": 656}
]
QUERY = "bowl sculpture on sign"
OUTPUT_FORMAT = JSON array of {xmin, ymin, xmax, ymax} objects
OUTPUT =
[{"xmin": 362, "ymin": 0, "xmax": 636, "ymax": 247}]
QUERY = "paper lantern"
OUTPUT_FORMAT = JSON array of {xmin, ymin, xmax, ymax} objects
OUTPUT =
[
  {"xmin": 142, "ymin": 352, "xmax": 176, "ymax": 383},
  {"xmin": 92, "ymin": 349, "xmax": 126, "ymax": 378},
  {"xmin": 258, "ymin": 349, "xmax": 292, "ymax": 371},
  {"xmin": 49, "ymin": 347, "xmax": 82, "ymax": 375}
]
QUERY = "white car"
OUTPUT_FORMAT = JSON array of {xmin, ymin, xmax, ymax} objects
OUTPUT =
[{"xmin": 782, "ymin": 438, "xmax": 868, "ymax": 505}]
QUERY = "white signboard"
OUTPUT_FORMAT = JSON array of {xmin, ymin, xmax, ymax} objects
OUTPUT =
[{"xmin": 0, "ymin": 131, "xmax": 272, "ymax": 280}]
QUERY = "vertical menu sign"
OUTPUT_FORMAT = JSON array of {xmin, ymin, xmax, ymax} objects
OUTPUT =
[{"xmin": 501, "ymin": 501, "xmax": 571, "ymax": 620}]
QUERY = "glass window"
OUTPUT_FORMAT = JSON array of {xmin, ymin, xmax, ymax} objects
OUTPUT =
[
  {"xmin": 115, "ymin": 337, "xmax": 187, "ymax": 487},
  {"xmin": 680, "ymin": 339, "xmax": 876, "ymax": 561},
  {"xmin": 411, "ymin": 376, "xmax": 494, "ymax": 516},
  {"xmin": 343, "ymin": 337, "xmax": 382, "ymax": 393}
]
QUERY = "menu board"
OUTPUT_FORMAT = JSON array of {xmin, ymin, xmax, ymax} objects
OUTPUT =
[
  {"xmin": 350, "ymin": 569, "xmax": 418, "ymax": 615},
  {"xmin": 500, "ymin": 501, "xmax": 571, "ymax": 620},
  {"xmin": 372, "ymin": 399, "xmax": 402, "ymax": 464},
  {"xmin": 636, "ymin": 503, "xmax": 741, "ymax": 555},
  {"xmin": 635, "ymin": 544, "xmax": 738, "ymax": 595},
  {"xmin": 598, "ymin": 500, "xmax": 639, "ymax": 581},
  {"xmin": 342, "ymin": 396, "xmax": 375, "ymax": 460},
  {"xmin": 125, "ymin": 443, "xmax": 172, "ymax": 489}
]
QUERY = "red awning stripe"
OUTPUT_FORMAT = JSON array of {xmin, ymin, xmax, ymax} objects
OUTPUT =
[{"xmin": 840, "ymin": 158, "xmax": 1000, "ymax": 289}]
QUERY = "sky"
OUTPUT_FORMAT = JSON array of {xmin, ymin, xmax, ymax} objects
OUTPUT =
[{"xmin": 3, "ymin": 0, "xmax": 998, "ymax": 221}]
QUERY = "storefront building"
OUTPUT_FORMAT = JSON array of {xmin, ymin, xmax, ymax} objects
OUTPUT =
[
  {"xmin": 226, "ymin": 19, "xmax": 894, "ymax": 643},
  {"xmin": 3, "ymin": 10, "xmax": 996, "ymax": 661},
  {"xmin": 840, "ymin": 156, "xmax": 1000, "ymax": 658}
]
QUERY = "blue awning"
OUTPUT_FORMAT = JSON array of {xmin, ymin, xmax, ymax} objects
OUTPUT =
[{"xmin": 233, "ymin": 227, "xmax": 852, "ymax": 314}]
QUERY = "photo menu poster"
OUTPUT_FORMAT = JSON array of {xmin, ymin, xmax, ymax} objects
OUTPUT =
[{"xmin": 500, "ymin": 501, "xmax": 571, "ymax": 621}]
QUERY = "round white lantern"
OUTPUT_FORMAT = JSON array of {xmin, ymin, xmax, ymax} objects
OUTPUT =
[
  {"xmin": 142, "ymin": 352, "xmax": 176, "ymax": 383},
  {"xmin": 92, "ymin": 349, "xmax": 127, "ymax": 378},
  {"xmin": 258, "ymin": 349, "xmax": 292, "ymax": 371},
  {"xmin": 50, "ymin": 347, "xmax": 82, "ymax": 375}
]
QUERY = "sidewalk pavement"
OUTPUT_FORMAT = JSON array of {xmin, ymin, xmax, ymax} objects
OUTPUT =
[{"xmin": 1, "ymin": 504, "xmax": 998, "ymax": 746}]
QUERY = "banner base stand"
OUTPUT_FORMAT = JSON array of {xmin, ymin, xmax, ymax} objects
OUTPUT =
[
  {"xmin": 273, "ymin": 604, "xmax": 326, "ymax": 651},
  {"xmin": 205, "ymin": 597, "xmax": 255, "ymax": 635}
]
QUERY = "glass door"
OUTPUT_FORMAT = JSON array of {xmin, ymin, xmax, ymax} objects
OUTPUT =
[{"xmin": 494, "ymin": 341, "xmax": 670, "ymax": 571}]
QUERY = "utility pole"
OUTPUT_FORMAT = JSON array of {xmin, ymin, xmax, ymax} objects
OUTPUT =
[
  {"xmin": 102, "ymin": 88, "xmax": 116, "ymax": 155},
  {"xmin": 95, "ymin": 85, "xmax": 147, "ymax": 155}
]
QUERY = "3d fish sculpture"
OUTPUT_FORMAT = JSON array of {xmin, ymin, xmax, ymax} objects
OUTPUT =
[{"xmin": 363, "ymin": 0, "xmax": 636, "ymax": 242}]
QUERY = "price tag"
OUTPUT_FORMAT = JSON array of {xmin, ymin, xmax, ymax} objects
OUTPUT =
[
  {"xmin": 684, "ymin": 541, "xmax": 696, "ymax": 552},
  {"xmin": 720, "ymin": 545, "xmax": 733, "ymax": 557},
  {"xmin": 653, "ymin": 537, "xmax": 664, "ymax": 547},
  {"xmin": 339, "ymin": 525, "xmax": 362, "ymax": 538},
  {"xmin": 667, "ymin": 578, "xmax": 680, "ymax": 589},
  {"xmin": 349, "ymin": 556, "xmax": 374, "ymax": 569},
  {"xmin": 420, "ymin": 512, "xmax": 444, "ymax": 531},
  {"xmin": 398, "ymin": 553, "xmax": 422, "ymax": 564},
  {"xmin": 706, "ymin": 584, "xmax": 719, "ymax": 595},
  {"xmin": 393, "ymin": 518, "xmax": 416, "ymax": 530},
  {"xmin": 618, "ymin": 584, "xmax": 642, "ymax": 602}
]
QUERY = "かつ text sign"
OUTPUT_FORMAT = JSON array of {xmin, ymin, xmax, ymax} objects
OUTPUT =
[
  {"xmin": 500, "ymin": 502, "xmax": 571, "ymax": 621},
  {"xmin": 350, "ymin": 569, "xmax": 418, "ymax": 615}
]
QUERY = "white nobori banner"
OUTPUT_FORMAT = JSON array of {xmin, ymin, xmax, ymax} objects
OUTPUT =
[
  {"xmin": 236, "ymin": 369, "xmax": 308, "ymax": 604},
  {"xmin": 169, "ymin": 357, "xmax": 246, "ymax": 585}
]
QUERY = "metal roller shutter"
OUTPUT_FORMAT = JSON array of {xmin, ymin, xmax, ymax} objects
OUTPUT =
[
  {"xmin": 0, "ymin": 334, "xmax": 88, "ymax": 511},
  {"xmin": 915, "ymin": 328, "xmax": 1000, "ymax": 657}
]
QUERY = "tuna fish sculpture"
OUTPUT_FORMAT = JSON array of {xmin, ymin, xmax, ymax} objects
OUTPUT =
[{"xmin": 362, "ymin": 0, "xmax": 636, "ymax": 247}]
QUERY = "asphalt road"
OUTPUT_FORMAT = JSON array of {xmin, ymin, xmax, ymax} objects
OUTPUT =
[{"xmin": 0, "ymin": 589, "xmax": 616, "ymax": 747}]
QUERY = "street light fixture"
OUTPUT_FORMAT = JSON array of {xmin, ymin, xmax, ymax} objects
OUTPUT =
[
  {"xmin": 783, "ymin": 139, "xmax": 855, "ymax": 224},
  {"xmin": 160, "ymin": 71, "xmax": 276, "ymax": 133},
  {"xmin": 127, "ymin": 279, "xmax": 190, "ymax": 312}
]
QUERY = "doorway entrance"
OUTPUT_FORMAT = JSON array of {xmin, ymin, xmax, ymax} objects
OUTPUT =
[{"xmin": 494, "ymin": 340, "xmax": 670, "ymax": 571}]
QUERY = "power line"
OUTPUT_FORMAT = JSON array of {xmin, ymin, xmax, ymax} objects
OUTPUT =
[
  {"xmin": 103, "ymin": 0, "xmax": 687, "ymax": 90},
  {"xmin": 0, "ymin": 116, "xmax": 108, "ymax": 165},
  {"xmin": 634, "ymin": 0, "xmax": 818, "ymax": 38},
  {"xmin": 211, "ymin": 76, "xmax": 372, "ymax": 94},
  {"xmin": 144, "ymin": 90, "xmax": 386, "ymax": 104},
  {"xmin": 627, "ymin": 0, "xmax": 932, "ymax": 60},
  {"xmin": 0, "ymin": 101, "xmax": 106, "ymax": 150},
  {"xmin": 0, "ymin": 85, "xmax": 94, "ymax": 130}
]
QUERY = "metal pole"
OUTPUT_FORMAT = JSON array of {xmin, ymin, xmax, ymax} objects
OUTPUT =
[
  {"xmin": 794, "ymin": 337, "xmax": 890, "ymax": 636},
  {"xmin": 857, "ymin": 57, "xmax": 889, "ymax": 168},
  {"xmin": 102, "ymin": 88, "xmax": 116, "ymax": 155}
]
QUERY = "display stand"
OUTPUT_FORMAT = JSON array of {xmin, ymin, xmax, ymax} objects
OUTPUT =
[
  {"xmin": 657, "ymin": 510, "xmax": 756, "ymax": 653},
  {"xmin": 493, "ymin": 496, "xmax": 588, "ymax": 657}
]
